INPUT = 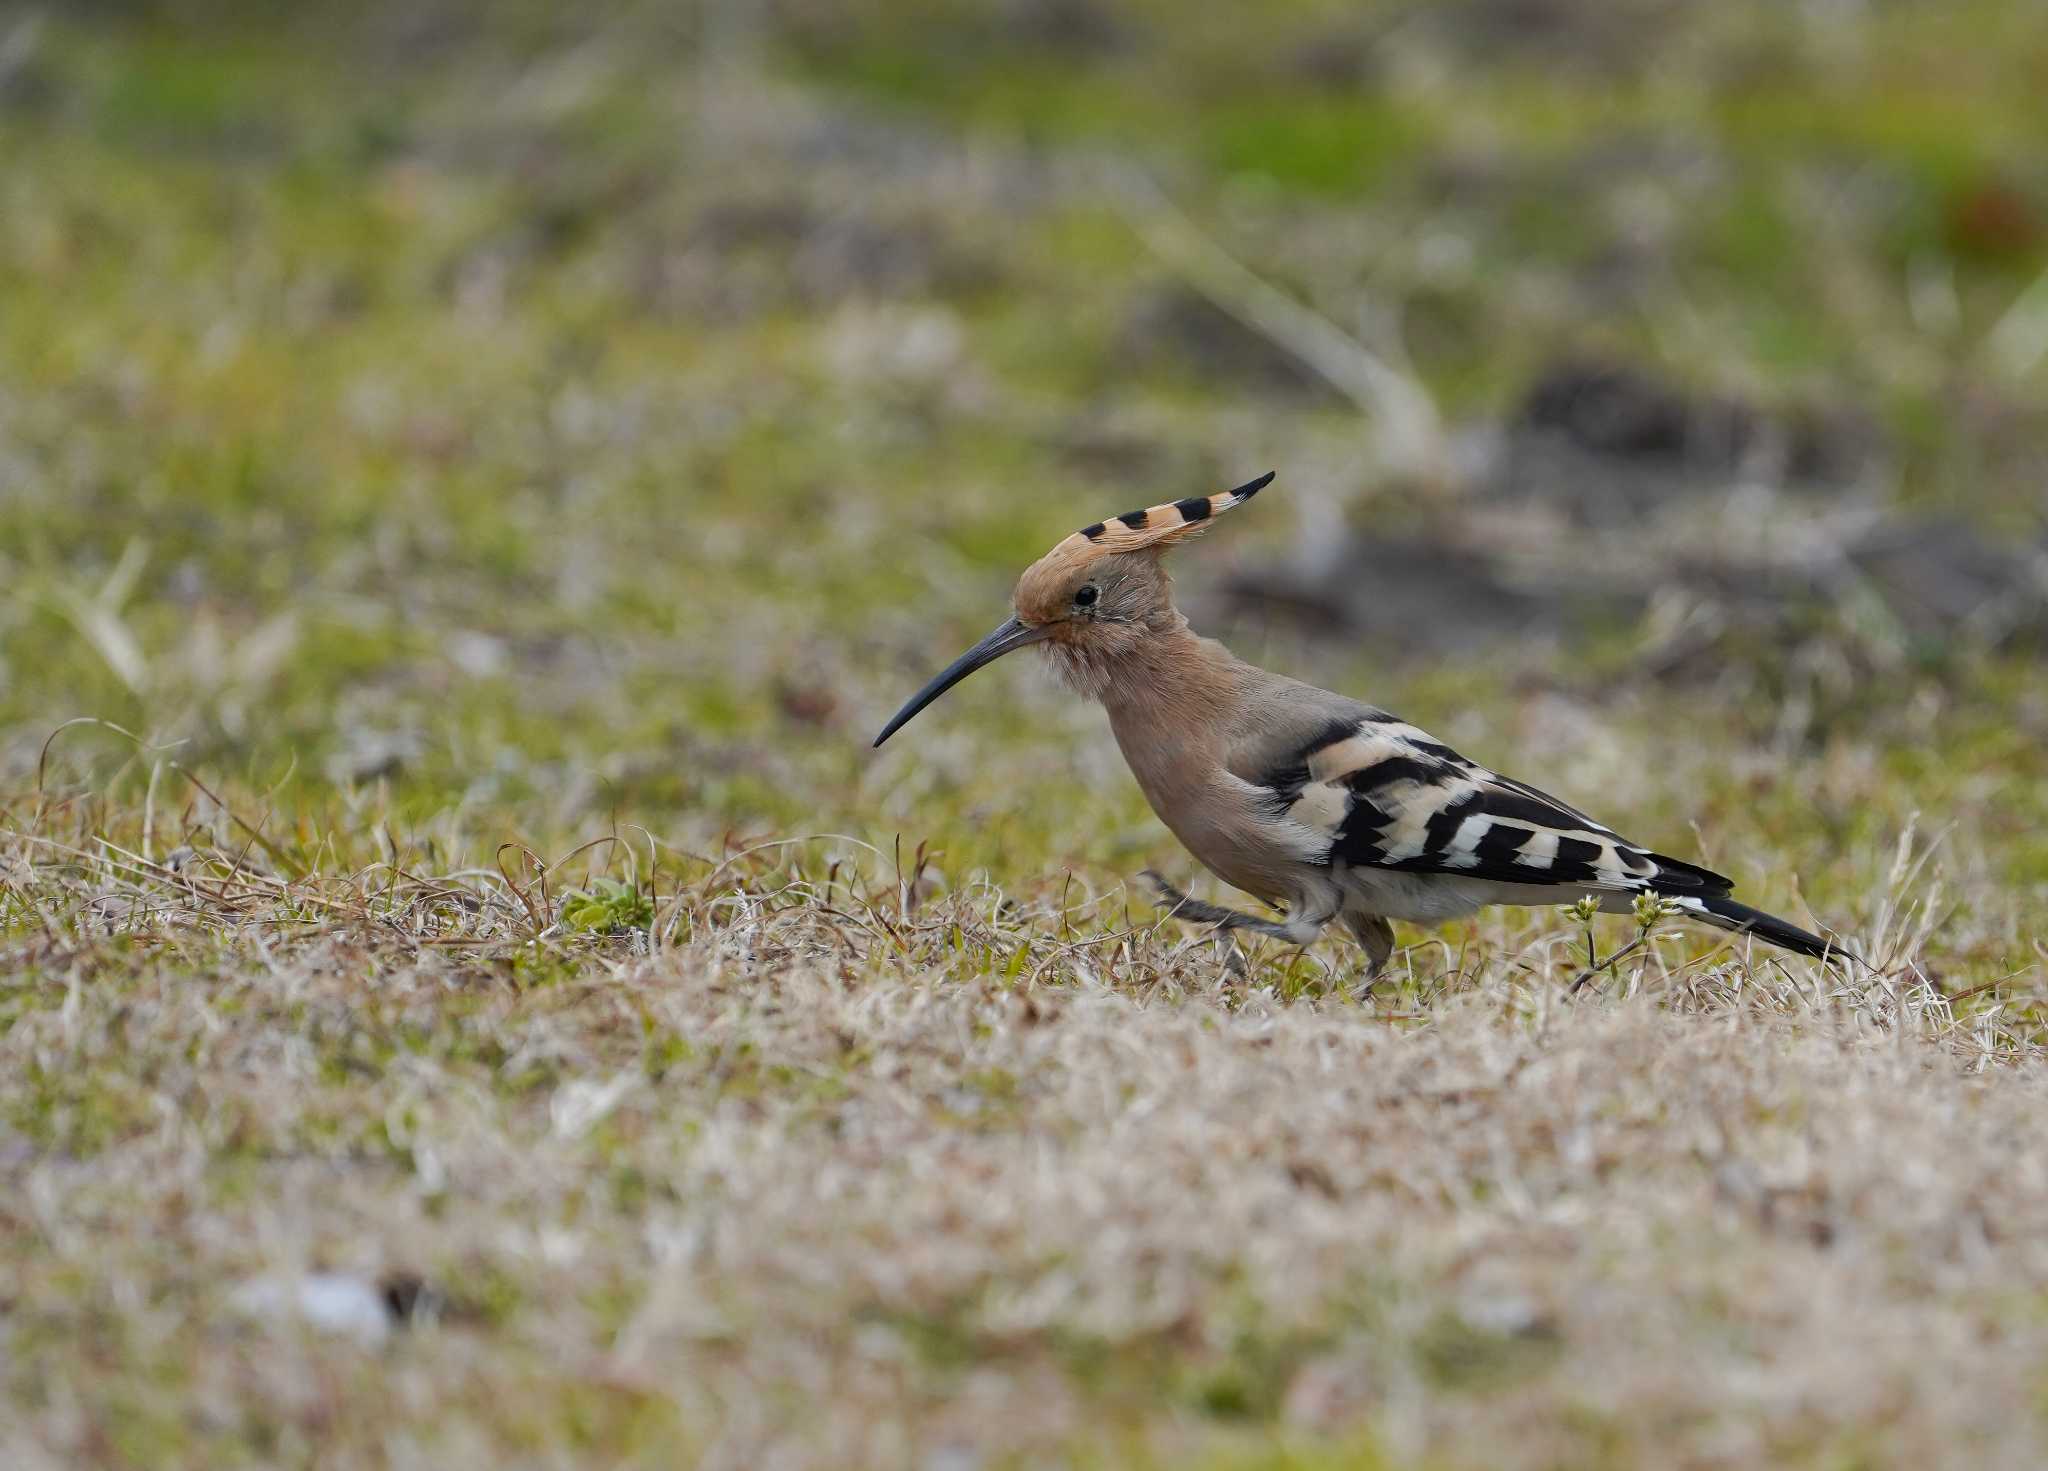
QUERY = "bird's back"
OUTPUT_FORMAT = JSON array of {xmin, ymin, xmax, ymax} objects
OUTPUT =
[{"xmin": 1113, "ymin": 651, "xmax": 1747, "ymax": 920}]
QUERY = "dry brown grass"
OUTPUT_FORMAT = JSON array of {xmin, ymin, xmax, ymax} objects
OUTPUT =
[{"xmin": 5, "ymin": 781, "xmax": 2046, "ymax": 1470}]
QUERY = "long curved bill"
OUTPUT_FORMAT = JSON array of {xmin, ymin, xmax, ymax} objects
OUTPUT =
[{"xmin": 873, "ymin": 614, "xmax": 1048, "ymax": 748}]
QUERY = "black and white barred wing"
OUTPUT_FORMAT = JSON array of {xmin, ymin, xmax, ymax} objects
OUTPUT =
[{"xmin": 1263, "ymin": 717, "xmax": 1733, "ymax": 897}]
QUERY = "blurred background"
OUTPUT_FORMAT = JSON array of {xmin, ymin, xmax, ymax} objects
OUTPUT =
[{"xmin": 4, "ymin": 0, "xmax": 2046, "ymax": 936}]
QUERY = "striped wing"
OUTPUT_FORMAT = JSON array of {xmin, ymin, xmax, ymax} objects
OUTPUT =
[{"xmin": 1258, "ymin": 715, "xmax": 1732, "ymax": 896}]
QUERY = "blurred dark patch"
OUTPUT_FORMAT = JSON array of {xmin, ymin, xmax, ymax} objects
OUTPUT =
[
  {"xmin": 774, "ymin": 675, "xmax": 842, "ymax": 729},
  {"xmin": 1116, "ymin": 285, "xmax": 1346, "ymax": 403},
  {"xmin": 991, "ymin": 0, "xmax": 1132, "ymax": 54},
  {"xmin": 1633, "ymin": 525, "xmax": 2048, "ymax": 694},
  {"xmin": 1224, "ymin": 533, "xmax": 1588, "ymax": 655},
  {"xmin": 1522, "ymin": 358, "xmax": 1758, "ymax": 465},
  {"xmin": 378, "ymin": 1269, "xmax": 445, "ymax": 1325},
  {"xmin": 689, "ymin": 197, "xmax": 817, "ymax": 253},
  {"xmin": 1944, "ymin": 175, "xmax": 2044, "ymax": 265},
  {"xmin": 327, "ymin": 729, "xmax": 422, "ymax": 785},
  {"xmin": 770, "ymin": 0, "xmax": 1137, "ymax": 72},
  {"xmin": 1488, "ymin": 358, "xmax": 1883, "ymax": 525},
  {"xmin": 0, "ymin": 17, "xmax": 55, "ymax": 118},
  {"xmin": 1422, "ymin": 0, "xmax": 1677, "ymax": 71},
  {"xmin": 1281, "ymin": 20, "xmax": 1395, "ymax": 92},
  {"xmin": 1850, "ymin": 520, "xmax": 2048, "ymax": 644},
  {"xmin": 1232, "ymin": 512, "xmax": 2048, "ymax": 685},
  {"xmin": 1223, "ymin": 353, "xmax": 2044, "ymax": 682}
]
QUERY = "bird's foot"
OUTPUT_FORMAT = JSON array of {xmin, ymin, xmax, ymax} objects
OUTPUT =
[
  {"xmin": 1145, "ymin": 871, "xmax": 1253, "ymax": 982},
  {"xmin": 1143, "ymin": 870, "xmax": 1254, "ymax": 930},
  {"xmin": 1344, "ymin": 914, "xmax": 1394, "ymax": 995},
  {"xmin": 1142, "ymin": 871, "xmax": 1335, "ymax": 957}
]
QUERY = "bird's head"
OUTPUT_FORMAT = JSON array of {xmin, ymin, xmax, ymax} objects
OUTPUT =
[{"xmin": 873, "ymin": 472, "xmax": 1272, "ymax": 746}]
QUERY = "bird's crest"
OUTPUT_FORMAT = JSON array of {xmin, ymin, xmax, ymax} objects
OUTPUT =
[{"xmin": 1054, "ymin": 471, "xmax": 1273, "ymax": 563}]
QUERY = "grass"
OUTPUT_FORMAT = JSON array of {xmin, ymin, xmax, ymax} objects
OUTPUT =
[
  {"xmin": 4, "ymin": 1, "xmax": 2048, "ymax": 1465},
  {"xmin": 4, "ymin": 784, "xmax": 2040, "ymax": 1467}
]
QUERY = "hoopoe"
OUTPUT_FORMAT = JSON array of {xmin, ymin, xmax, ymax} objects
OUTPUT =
[{"xmin": 874, "ymin": 474, "xmax": 1852, "ymax": 978}]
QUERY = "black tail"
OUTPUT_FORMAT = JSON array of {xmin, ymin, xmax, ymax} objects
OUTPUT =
[{"xmin": 1667, "ymin": 892, "xmax": 1858, "ymax": 964}]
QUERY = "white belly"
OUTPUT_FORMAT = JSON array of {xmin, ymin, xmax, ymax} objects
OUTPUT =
[{"xmin": 1336, "ymin": 865, "xmax": 1597, "ymax": 924}]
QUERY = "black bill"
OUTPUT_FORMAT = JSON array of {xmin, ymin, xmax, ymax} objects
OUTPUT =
[{"xmin": 872, "ymin": 614, "xmax": 1048, "ymax": 748}]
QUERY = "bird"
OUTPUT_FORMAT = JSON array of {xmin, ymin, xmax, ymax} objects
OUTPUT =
[{"xmin": 873, "ymin": 473, "xmax": 1855, "ymax": 981}]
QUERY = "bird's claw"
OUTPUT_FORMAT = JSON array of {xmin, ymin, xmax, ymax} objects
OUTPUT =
[{"xmin": 1141, "ymin": 869, "xmax": 1186, "ymax": 912}]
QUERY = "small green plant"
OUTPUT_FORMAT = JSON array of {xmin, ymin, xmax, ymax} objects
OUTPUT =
[
  {"xmin": 558, "ymin": 878, "xmax": 655, "ymax": 935},
  {"xmin": 1569, "ymin": 892, "xmax": 1680, "ymax": 993}
]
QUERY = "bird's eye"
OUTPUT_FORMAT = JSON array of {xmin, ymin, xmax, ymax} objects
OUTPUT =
[{"xmin": 1073, "ymin": 584, "xmax": 1099, "ymax": 609}]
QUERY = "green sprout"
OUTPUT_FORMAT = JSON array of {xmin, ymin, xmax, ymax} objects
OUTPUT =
[
  {"xmin": 558, "ymin": 878, "xmax": 655, "ymax": 935},
  {"xmin": 1570, "ymin": 892, "xmax": 1679, "ymax": 994}
]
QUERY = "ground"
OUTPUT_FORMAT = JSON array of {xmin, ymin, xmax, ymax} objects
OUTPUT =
[{"xmin": 3, "ymin": 3, "xmax": 2048, "ymax": 1467}]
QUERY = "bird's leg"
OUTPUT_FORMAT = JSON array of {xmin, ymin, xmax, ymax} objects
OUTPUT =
[
  {"xmin": 1143, "ymin": 871, "xmax": 1331, "ymax": 947},
  {"xmin": 1143, "ymin": 872, "xmax": 1255, "ymax": 983},
  {"xmin": 1344, "ymin": 913, "xmax": 1395, "ymax": 988},
  {"xmin": 1144, "ymin": 871, "xmax": 1287, "ymax": 936}
]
